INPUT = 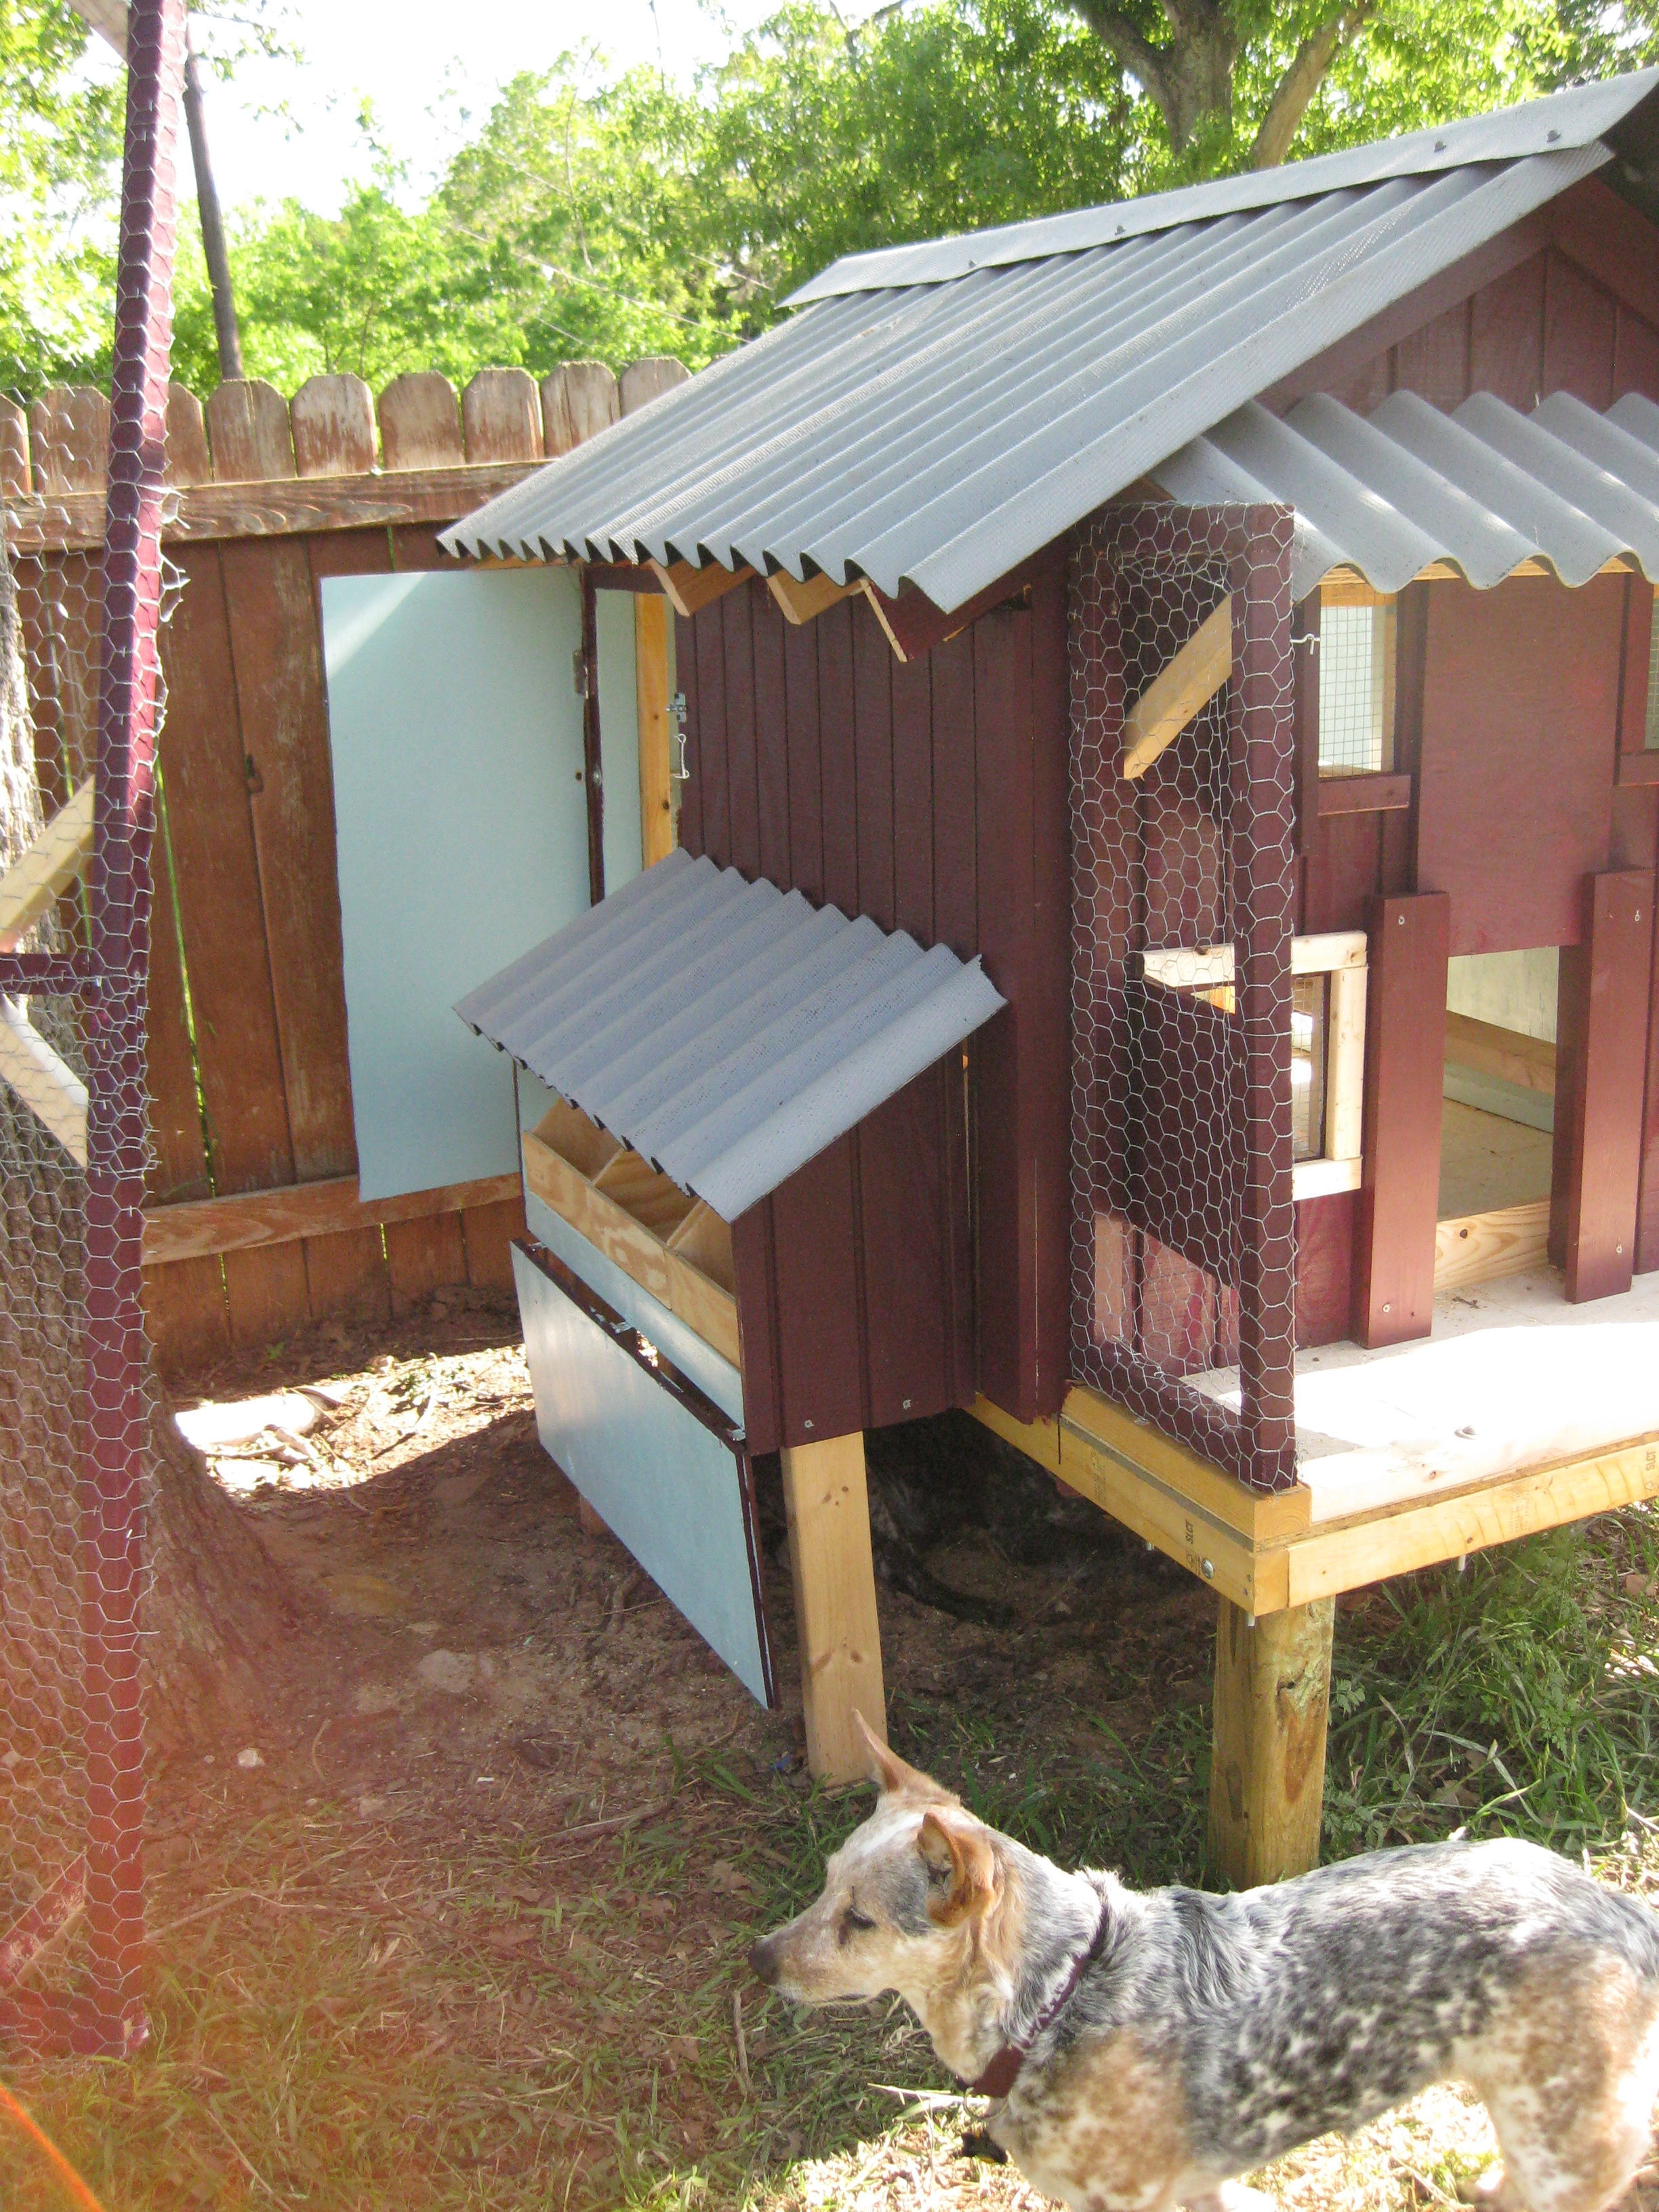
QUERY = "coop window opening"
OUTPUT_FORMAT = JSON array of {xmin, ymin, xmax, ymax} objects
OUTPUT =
[
  {"xmin": 1142, "ymin": 931, "xmax": 1367, "ymax": 1198},
  {"xmin": 1317, "ymin": 588, "xmax": 1396, "ymax": 777}
]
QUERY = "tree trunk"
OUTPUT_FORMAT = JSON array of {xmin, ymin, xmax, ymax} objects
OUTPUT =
[
  {"xmin": 0, "ymin": 529, "xmax": 304, "ymax": 1782},
  {"xmin": 1067, "ymin": 0, "xmax": 1366, "ymax": 168}
]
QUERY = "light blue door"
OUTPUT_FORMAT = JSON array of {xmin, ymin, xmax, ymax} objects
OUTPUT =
[{"xmin": 322, "ymin": 567, "xmax": 598, "ymax": 1202}]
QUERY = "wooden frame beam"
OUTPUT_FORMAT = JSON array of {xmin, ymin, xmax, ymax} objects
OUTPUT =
[
  {"xmin": 1121, "ymin": 595, "xmax": 1233, "ymax": 779},
  {"xmin": 1353, "ymin": 892, "xmax": 1448, "ymax": 1348},
  {"xmin": 767, "ymin": 569, "xmax": 862, "ymax": 626},
  {"xmin": 971, "ymin": 1384, "xmax": 1659, "ymax": 1616},
  {"xmin": 649, "ymin": 557, "xmax": 753, "ymax": 620},
  {"xmin": 1443, "ymin": 1010, "xmax": 1556, "ymax": 1097},
  {"xmin": 1553, "ymin": 869, "xmax": 1652, "ymax": 1303},
  {"xmin": 142, "ymin": 1168, "xmax": 520, "ymax": 1265},
  {"xmin": 861, "ymin": 545, "xmax": 1068, "ymax": 664},
  {"xmin": 7, "ymin": 461, "xmax": 540, "ymax": 555}
]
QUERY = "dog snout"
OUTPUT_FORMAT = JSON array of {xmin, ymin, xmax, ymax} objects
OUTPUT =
[{"xmin": 749, "ymin": 1933, "xmax": 782, "ymax": 1986}]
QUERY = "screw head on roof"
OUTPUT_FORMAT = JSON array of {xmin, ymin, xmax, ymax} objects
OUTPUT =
[
  {"xmin": 1434, "ymin": 138, "xmax": 1446, "ymax": 150},
  {"xmin": 1547, "ymin": 128, "xmax": 1561, "ymax": 142}
]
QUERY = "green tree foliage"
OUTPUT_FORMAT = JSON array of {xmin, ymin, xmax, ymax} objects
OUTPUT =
[
  {"xmin": 8, "ymin": 0, "xmax": 1659, "ymax": 405},
  {"xmin": 0, "ymin": 0, "xmax": 122, "ymax": 395}
]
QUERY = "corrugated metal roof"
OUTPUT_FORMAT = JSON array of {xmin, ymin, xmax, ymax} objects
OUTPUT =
[
  {"xmin": 455, "ymin": 846, "xmax": 1005, "ymax": 1222},
  {"xmin": 1153, "ymin": 388, "xmax": 1659, "ymax": 597},
  {"xmin": 791, "ymin": 68, "xmax": 1659, "ymax": 297},
  {"xmin": 444, "ymin": 71, "xmax": 1659, "ymax": 615}
]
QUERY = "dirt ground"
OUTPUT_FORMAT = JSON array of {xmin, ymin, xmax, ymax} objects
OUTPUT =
[{"xmin": 6, "ymin": 1292, "xmax": 1659, "ymax": 2212}]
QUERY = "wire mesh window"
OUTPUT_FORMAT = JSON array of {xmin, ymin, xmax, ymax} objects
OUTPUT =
[
  {"xmin": 1318, "ymin": 595, "xmax": 1395, "ymax": 775},
  {"xmin": 1646, "ymin": 592, "xmax": 1659, "ymax": 750}
]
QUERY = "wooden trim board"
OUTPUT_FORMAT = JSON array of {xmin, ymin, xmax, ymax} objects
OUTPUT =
[
  {"xmin": 8, "ymin": 460, "xmax": 540, "ymax": 554},
  {"xmin": 1143, "ymin": 930, "xmax": 1366, "ymax": 989},
  {"xmin": 142, "ymin": 1170, "xmax": 521, "ymax": 1265},
  {"xmin": 968, "ymin": 1387, "xmax": 1659, "ymax": 1616}
]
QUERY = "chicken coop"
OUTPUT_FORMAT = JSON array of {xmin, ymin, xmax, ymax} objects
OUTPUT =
[{"xmin": 428, "ymin": 68, "xmax": 1659, "ymax": 1883}]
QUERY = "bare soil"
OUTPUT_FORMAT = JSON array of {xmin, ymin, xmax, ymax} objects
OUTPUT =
[{"xmin": 4, "ymin": 1294, "xmax": 1658, "ymax": 2212}]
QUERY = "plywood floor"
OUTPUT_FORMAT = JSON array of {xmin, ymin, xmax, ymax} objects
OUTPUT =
[
  {"xmin": 1193, "ymin": 1264, "xmax": 1659, "ymax": 1523},
  {"xmin": 1438, "ymin": 1098, "xmax": 1552, "ymax": 1218}
]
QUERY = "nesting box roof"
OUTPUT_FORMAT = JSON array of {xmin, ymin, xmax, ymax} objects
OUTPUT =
[
  {"xmin": 445, "ymin": 71, "xmax": 1659, "ymax": 613},
  {"xmin": 455, "ymin": 848, "xmax": 1006, "ymax": 1221}
]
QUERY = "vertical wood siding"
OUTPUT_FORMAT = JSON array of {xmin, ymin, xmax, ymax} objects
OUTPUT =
[{"xmin": 680, "ymin": 569, "xmax": 1071, "ymax": 1439}]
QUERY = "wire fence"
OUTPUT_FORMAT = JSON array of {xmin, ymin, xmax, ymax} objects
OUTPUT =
[
  {"xmin": 1, "ymin": 0, "xmax": 184, "ymax": 2056},
  {"xmin": 1069, "ymin": 503, "xmax": 1300, "ymax": 1494}
]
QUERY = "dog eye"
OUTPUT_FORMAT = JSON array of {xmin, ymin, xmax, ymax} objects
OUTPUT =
[{"xmin": 840, "ymin": 1907, "xmax": 876, "ymax": 1940}]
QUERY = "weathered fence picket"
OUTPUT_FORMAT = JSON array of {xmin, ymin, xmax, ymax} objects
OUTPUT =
[{"xmin": 5, "ymin": 356, "xmax": 687, "ymax": 1368}]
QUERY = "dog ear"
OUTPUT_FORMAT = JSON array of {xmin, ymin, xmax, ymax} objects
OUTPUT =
[
  {"xmin": 917, "ymin": 1809, "xmax": 998, "ymax": 1926},
  {"xmin": 855, "ymin": 1711, "xmax": 947, "ymax": 1801}
]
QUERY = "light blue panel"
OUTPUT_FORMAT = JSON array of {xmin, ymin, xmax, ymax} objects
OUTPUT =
[
  {"xmin": 322, "ymin": 569, "xmax": 588, "ymax": 1202},
  {"xmin": 525, "ymin": 1188, "xmax": 743, "ymax": 1424},
  {"xmin": 512, "ymin": 1244, "xmax": 770, "ymax": 1704},
  {"xmin": 595, "ymin": 590, "xmax": 642, "ymax": 895}
]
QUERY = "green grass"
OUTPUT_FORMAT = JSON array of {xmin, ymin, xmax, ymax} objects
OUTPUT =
[{"xmin": 1324, "ymin": 1509, "xmax": 1659, "ymax": 1859}]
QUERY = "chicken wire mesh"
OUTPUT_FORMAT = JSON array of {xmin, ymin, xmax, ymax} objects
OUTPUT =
[
  {"xmin": 1, "ymin": 0, "xmax": 184, "ymax": 2055},
  {"xmin": 1069, "ymin": 504, "xmax": 1300, "ymax": 1494}
]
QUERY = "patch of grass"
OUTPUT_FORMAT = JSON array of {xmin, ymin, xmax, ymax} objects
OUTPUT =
[{"xmin": 1325, "ymin": 1507, "xmax": 1659, "ymax": 1858}]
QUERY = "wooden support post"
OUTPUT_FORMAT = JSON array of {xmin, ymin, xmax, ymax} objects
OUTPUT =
[
  {"xmin": 1551, "ymin": 870, "xmax": 1653, "ymax": 1303},
  {"xmin": 1208, "ymin": 1595, "xmax": 1334, "ymax": 1889},
  {"xmin": 779, "ymin": 1431, "xmax": 887, "ymax": 1784},
  {"xmin": 1352, "ymin": 891, "xmax": 1450, "ymax": 1347}
]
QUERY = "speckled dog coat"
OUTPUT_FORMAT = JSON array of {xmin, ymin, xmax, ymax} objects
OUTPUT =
[{"xmin": 751, "ymin": 1734, "xmax": 1659, "ymax": 2212}]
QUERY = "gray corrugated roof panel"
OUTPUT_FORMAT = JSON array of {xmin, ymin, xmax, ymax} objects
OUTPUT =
[
  {"xmin": 455, "ymin": 846, "xmax": 1006, "ymax": 1222},
  {"xmin": 1150, "ymin": 391, "xmax": 1659, "ymax": 597},
  {"xmin": 788, "ymin": 68, "xmax": 1659, "ymax": 298},
  {"xmin": 443, "ymin": 70, "xmax": 1659, "ymax": 613}
]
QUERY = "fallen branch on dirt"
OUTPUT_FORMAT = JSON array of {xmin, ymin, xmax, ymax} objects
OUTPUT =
[{"xmin": 553, "ymin": 1795, "xmax": 676, "ymax": 1844}]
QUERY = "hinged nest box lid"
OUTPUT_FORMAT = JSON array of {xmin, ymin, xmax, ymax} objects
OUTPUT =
[{"xmin": 456, "ymin": 845, "xmax": 1006, "ymax": 1221}]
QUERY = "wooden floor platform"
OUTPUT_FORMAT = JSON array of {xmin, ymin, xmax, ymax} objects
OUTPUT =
[{"xmin": 971, "ymin": 1264, "xmax": 1659, "ymax": 1617}]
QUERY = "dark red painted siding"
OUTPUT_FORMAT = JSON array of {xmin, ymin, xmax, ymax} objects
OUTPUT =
[
  {"xmin": 1276, "ymin": 180, "xmax": 1659, "ymax": 418},
  {"xmin": 1414, "ymin": 573, "xmax": 1626, "ymax": 954},
  {"xmin": 683, "ymin": 569, "xmax": 1071, "ymax": 1442}
]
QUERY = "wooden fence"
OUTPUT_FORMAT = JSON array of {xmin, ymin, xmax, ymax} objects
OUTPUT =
[{"xmin": 4, "ymin": 358, "xmax": 686, "ymax": 1372}]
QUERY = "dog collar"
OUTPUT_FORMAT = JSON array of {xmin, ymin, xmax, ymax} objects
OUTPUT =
[{"xmin": 970, "ymin": 1904, "xmax": 1109, "ymax": 2101}]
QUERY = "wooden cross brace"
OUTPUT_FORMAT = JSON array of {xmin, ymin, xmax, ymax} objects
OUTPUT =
[
  {"xmin": 1120, "ymin": 595, "xmax": 1233, "ymax": 780},
  {"xmin": 0, "ymin": 779, "xmax": 96, "ymax": 1165}
]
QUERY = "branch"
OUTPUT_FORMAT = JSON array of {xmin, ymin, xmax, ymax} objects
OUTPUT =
[
  {"xmin": 1065, "ymin": 0, "xmax": 1175, "ymax": 119},
  {"xmin": 1249, "ymin": 2, "xmax": 1374, "ymax": 169}
]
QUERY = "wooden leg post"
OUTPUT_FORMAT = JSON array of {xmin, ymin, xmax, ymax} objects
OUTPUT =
[
  {"xmin": 1208, "ymin": 1597, "xmax": 1334, "ymax": 1889},
  {"xmin": 779, "ymin": 1431, "xmax": 886, "ymax": 1784}
]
